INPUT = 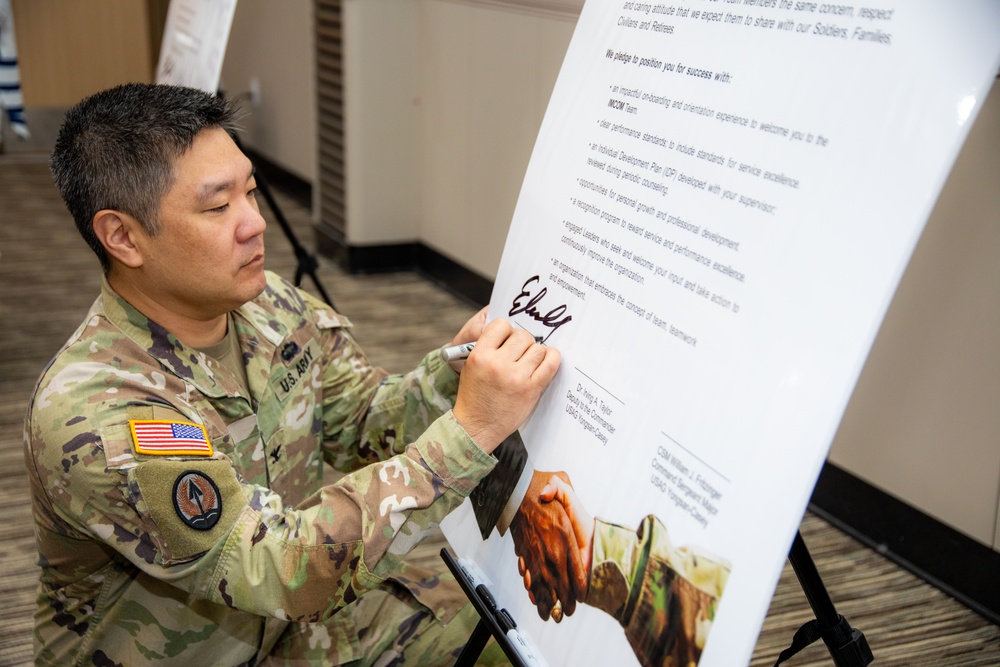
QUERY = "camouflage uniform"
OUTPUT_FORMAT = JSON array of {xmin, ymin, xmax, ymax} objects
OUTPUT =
[
  {"xmin": 24, "ymin": 271, "xmax": 501, "ymax": 666},
  {"xmin": 586, "ymin": 516, "xmax": 730, "ymax": 667}
]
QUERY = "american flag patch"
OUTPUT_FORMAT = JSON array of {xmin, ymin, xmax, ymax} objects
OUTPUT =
[{"xmin": 129, "ymin": 420, "xmax": 214, "ymax": 456}]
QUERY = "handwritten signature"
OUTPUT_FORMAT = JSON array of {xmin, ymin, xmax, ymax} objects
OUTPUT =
[{"xmin": 508, "ymin": 276, "xmax": 572, "ymax": 341}]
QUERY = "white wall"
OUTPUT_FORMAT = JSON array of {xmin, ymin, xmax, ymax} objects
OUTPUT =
[
  {"xmin": 828, "ymin": 79, "xmax": 1000, "ymax": 548},
  {"xmin": 340, "ymin": 0, "xmax": 575, "ymax": 271},
  {"xmin": 221, "ymin": 0, "xmax": 316, "ymax": 183},
  {"xmin": 341, "ymin": 0, "xmax": 422, "ymax": 245},
  {"xmin": 415, "ymin": 1, "xmax": 576, "ymax": 278}
]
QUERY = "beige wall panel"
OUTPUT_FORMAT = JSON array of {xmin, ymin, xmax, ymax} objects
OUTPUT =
[
  {"xmin": 829, "ymin": 79, "xmax": 1000, "ymax": 547},
  {"xmin": 342, "ymin": 0, "xmax": 421, "ymax": 245},
  {"xmin": 221, "ymin": 0, "xmax": 316, "ymax": 183},
  {"xmin": 11, "ymin": 0, "xmax": 152, "ymax": 107},
  {"xmin": 417, "ymin": 0, "xmax": 575, "ymax": 279}
]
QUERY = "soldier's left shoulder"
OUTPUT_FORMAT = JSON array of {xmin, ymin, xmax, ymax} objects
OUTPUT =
[{"xmin": 257, "ymin": 271, "xmax": 351, "ymax": 330}]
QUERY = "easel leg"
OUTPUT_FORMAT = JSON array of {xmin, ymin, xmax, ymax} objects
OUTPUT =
[
  {"xmin": 453, "ymin": 618, "xmax": 491, "ymax": 667},
  {"xmin": 442, "ymin": 549, "xmax": 531, "ymax": 667},
  {"xmin": 789, "ymin": 532, "xmax": 842, "ymax": 632},
  {"xmin": 777, "ymin": 531, "xmax": 873, "ymax": 667}
]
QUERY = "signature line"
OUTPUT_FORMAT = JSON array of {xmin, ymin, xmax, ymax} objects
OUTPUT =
[
  {"xmin": 661, "ymin": 432, "xmax": 730, "ymax": 484},
  {"xmin": 575, "ymin": 367, "xmax": 624, "ymax": 404}
]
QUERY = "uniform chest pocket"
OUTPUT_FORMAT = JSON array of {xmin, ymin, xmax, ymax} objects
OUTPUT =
[{"xmin": 219, "ymin": 414, "xmax": 268, "ymax": 488}]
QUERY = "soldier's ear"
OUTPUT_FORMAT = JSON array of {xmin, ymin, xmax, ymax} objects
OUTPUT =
[{"xmin": 93, "ymin": 210, "xmax": 145, "ymax": 269}]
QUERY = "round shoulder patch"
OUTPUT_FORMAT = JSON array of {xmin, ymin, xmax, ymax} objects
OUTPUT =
[{"xmin": 172, "ymin": 471, "xmax": 223, "ymax": 531}]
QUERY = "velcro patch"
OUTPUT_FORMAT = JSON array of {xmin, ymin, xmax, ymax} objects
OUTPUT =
[
  {"xmin": 275, "ymin": 339, "xmax": 321, "ymax": 402},
  {"xmin": 130, "ymin": 420, "xmax": 214, "ymax": 456},
  {"xmin": 131, "ymin": 458, "xmax": 246, "ymax": 563}
]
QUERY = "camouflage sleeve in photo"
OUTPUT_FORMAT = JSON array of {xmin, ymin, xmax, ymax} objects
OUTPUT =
[{"xmin": 586, "ymin": 515, "xmax": 731, "ymax": 667}]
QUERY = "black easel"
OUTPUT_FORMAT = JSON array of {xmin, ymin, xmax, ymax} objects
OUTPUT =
[
  {"xmin": 775, "ymin": 532, "xmax": 873, "ymax": 667},
  {"xmin": 442, "ymin": 549, "xmax": 532, "ymax": 667},
  {"xmin": 445, "ymin": 531, "xmax": 872, "ymax": 667}
]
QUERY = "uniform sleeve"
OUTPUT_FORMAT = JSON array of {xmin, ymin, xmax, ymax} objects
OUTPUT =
[
  {"xmin": 313, "ymin": 311, "xmax": 462, "ymax": 474},
  {"xmin": 27, "ymin": 282, "xmax": 494, "ymax": 626},
  {"xmin": 586, "ymin": 516, "xmax": 731, "ymax": 667},
  {"xmin": 27, "ymin": 340, "xmax": 495, "ymax": 628},
  {"xmin": 206, "ymin": 410, "xmax": 496, "ymax": 621},
  {"xmin": 29, "ymin": 397, "xmax": 495, "ymax": 624}
]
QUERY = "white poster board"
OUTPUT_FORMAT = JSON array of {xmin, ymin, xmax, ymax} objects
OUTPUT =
[
  {"xmin": 156, "ymin": 0, "xmax": 238, "ymax": 94},
  {"xmin": 442, "ymin": 1, "xmax": 1000, "ymax": 665}
]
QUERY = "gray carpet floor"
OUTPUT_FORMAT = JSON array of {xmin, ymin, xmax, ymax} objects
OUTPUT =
[{"xmin": 1, "ymin": 153, "xmax": 997, "ymax": 666}]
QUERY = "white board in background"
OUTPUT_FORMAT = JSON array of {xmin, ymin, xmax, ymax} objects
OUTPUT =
[
  {"xmin": 442, "ymin": 1, "xmax": 1000, "ymax": 665},
  {"xmin": 156, "ymin": 0, "xmax": 238, "ymax": 94}
]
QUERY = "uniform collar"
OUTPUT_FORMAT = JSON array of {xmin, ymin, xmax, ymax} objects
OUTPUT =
[{"xmin": 99, "ymin": 275, "xmax": 286, "ymax": 401}]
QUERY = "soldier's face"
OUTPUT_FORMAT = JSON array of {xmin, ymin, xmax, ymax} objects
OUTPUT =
[{"xmin": 139, "ymin": 127, "xmax": 268, "ymax": 318}]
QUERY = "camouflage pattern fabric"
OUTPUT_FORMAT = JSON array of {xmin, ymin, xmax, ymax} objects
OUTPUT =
[
  {"xmin": 263, "ymin": 581, "xmax": 510, "ymax": 667},
  {"xmin": 587, "ymin": 516, "xmax": 731, "ymax": 667},
  {"xmin": 24, "ymin": 271, "xmax": 498, "ymax": 666}
]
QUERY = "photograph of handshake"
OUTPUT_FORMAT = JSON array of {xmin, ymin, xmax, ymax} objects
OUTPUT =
[{"xmin": 509, "ymin": 470, "xmax": 731, "ymax": 666}]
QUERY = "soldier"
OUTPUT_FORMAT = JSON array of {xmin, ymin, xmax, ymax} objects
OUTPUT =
[{"xmin": 25, "ymin": 82, "xmax": 559, "ymax": 666}]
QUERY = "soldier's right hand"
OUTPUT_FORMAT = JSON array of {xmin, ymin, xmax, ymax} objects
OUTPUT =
[{"xmin": 452, "ymin": 318, "xmax": 560, "ymax": 454}]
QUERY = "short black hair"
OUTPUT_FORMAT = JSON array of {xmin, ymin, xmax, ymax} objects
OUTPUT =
[{"xmin": 51, "ymin": 83, "xmax": 242, "ymax": 272}]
